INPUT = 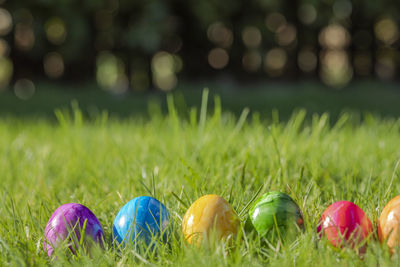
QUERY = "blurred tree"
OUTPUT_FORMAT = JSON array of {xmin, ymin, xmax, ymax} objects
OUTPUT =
[{"xmin": 0, "ymin": 0, "xmax": 399, "ymax": 91}]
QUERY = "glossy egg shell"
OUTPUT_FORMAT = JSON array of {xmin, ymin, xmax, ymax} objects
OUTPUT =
[
  {"xmin": 378, "ymin": 195, "xmax": 400, "ymax": 253},
  {"xmin": 317, "ymin": 201, "xmax": 373, "ymax": 249},
  {"xmin": 182, "ymin": 194, "xmax": 240, "ymax": 244},
  {"xmin": 43, "ymin": 203, "xmax": 104, "ymax": 257},
  {"xmin": 112, "ymin": 196, "xmax": 169, "ymax": 246},
  {"xmin": 248, "ymin": 191, "xmax": 303, "ymax": 237}
]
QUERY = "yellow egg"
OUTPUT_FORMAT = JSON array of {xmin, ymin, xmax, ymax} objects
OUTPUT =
[
  {"xmin": 182, "ymin": 194, "xmax": 240, "ymax": 244},
  {"xmin": 378, "ymin": 195, "xmax": 400, "ymax": 253}
]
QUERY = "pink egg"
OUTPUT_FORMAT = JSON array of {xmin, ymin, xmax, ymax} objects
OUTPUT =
[{"xmin": 317, "ymin": 201, "xmax": 373, "ymax": 250}]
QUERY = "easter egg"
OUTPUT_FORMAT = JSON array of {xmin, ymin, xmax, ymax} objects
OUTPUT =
[
  {"xmin": 182, "ymin": 194, "xmax": 240, "ymax": 244},
  {"xmin": 378, "ymin": 195, "xmax": 400, "ymax": 253},
  {"xmin": 43, "ymin": 203, "xmax": 104, "ymax": 257},
  {"xmin": 317, "ymin": 201, "xmax": 373, "ymax": 249},
  {"xmin": 112, "ymin": 196, "xmax": 169, "ymax": 246},
  {"xmin": 248, "ymin": 191, "xmax": 304, "ymax": 238}
]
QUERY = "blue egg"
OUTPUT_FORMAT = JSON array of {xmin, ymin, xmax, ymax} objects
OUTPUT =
[{"xmin": 112, "ymin": 196, "xmax": 169, "ymax": 246}]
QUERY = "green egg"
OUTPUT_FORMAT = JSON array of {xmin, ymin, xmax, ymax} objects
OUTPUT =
[{"xmin": 248, "ymin": 191, "xmax": 304, "ymax": 238}]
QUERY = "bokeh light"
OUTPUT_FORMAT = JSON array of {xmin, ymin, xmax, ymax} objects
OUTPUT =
[
  {"xmin": 14, "ymin": 23, "xmax": 35, "ymax": 51},
  {"xmin": 276, "ymin": 24, "xmax": 297, "ymax": 46},
  {"xmin": 207, "ymin": 22, "xmax": 233, "ymax": 48},
  {"xmin": 298, "ymin": 4, "xmax": 317, "ymax": 25},
  {"xmin": 0, "ymin": 8, "xmax": 12, "ymax": 36},
  {"xmin": 319, "ymin": 24, "xmax": 352, "ymax": 86},
  {"xmin": 96, "ymin": 51, "xmax": 128, "ymax": 93},
  {"xmin": 320, "ymin": 50, "xmax": 353, "ymax": 87},
  {"xmin": 45, "ymin": 17, "xmax": 67, "ymax": 45},
  {"xmin": 43, "ymin": 52, "xmax": 64, "ymax": 79},
  {"xmin": 242, "ymin": 50, "xmax": 262, "ymax": 72},
  {"xmin": 298, "ymin": 48, "xmax": 317, "ymax": 73},
  {"xmin": 0, "ymin": 0, "xmax": 397, "ymax": 88},
  {"xmin": 374, "ymin": 18, "xmax": 398, "ymax": 46},
  {"xmin": 319, "ymin": 24, "xmax": 350, "ymax": 49},
  {"xmin": 152, "ymin": 51, "xmax": 178, "ymax": 91},
  {"xmin": 242, "ymin": 26, "xmax": 262, "ymax": 48},
  {"xmin": 0, "ymin": 55, "xmax": 12, "ymax": 89},
  {"xmin": 13, "ymin": 9, "xmax": 34, "ymax": 51},
  {"xmin": 14, "ymin": 79, "xmax": 35, "ymax": 100},
  {"xmin": 266, "ymin": 13, "xmax": 286, "ymax": 33},
  {"xmin": 208, "ymin": 48, "xmax": 229, "ymax": 70},
  {"xmin": 264, "ymin": 48, "xmax": 287, "ymax": 76}
]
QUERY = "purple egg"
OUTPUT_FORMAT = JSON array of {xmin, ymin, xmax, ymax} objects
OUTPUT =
[{"xmin": 43, "ymin": 203, "xmax": 104, "ymax": 257}]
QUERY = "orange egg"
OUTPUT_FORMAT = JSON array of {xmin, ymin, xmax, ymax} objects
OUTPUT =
[
  {"xmin": 378, "ymin": 195, "xmax": 400, "ymax": 253},
  {"xmin": 182, "ymin": 194, "xmax": 240, "ymax": 244}
]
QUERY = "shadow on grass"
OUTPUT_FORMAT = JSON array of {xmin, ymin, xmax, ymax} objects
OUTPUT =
[{"xmin": 1, "ymin": 80, "xmax": 400, "ymax": 122}]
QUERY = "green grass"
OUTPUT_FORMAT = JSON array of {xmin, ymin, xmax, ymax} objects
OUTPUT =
[{"xmin": 1, "ymin": 89, "xmax": 400, "ymax": 266}]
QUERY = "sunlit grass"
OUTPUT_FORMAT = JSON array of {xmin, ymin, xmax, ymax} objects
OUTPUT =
[{"xmin": 1, "ymin": 90, "xmax": 400, "ymax": 266}]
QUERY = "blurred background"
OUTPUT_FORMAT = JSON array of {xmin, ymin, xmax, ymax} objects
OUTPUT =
[{"xmin": 0, "ymin": 0, "xmax": 399, "ymax": 117}]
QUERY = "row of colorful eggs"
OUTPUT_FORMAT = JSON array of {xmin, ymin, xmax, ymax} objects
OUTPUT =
[{"xmin": 44, "ymin": 192, "xmax": 400, "ymax": 256}]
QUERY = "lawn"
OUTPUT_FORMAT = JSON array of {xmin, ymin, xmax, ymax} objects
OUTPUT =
[{"xmin": 1, "ymin": 88, "xmax": 400, "ymax": 266}]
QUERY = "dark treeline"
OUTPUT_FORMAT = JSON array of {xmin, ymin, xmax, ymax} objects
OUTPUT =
[{"xmin": 1, "ymin": 0, "xmax": 400, "ymax": 91}]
